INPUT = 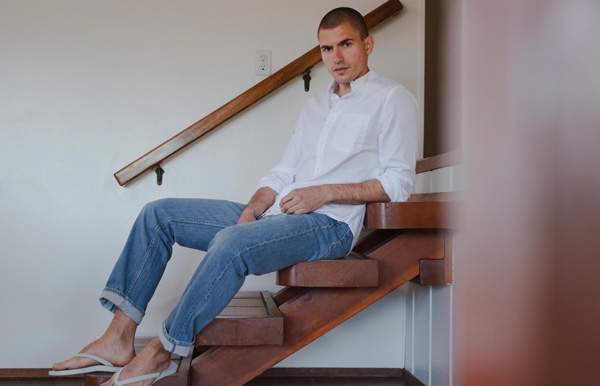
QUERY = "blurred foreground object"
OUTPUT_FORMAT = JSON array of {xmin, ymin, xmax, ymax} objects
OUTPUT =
[{"xmin": 456, "ymin": 0, "xmax": 600, "ymax": 385}]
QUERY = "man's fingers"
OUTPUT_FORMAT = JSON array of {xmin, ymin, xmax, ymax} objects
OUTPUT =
[
  {"xmin": 282, "ymin": 201, "xmax": 297, "ymax": 214},
  {"xmin": 281, "ymin": 198, "xmax": 303, "ymax": 215},
  {"xmin": 280, "ymin": 188, "xmax": 321, "ymax": 215},
  {"xmin": 280, "ymin": 192, "xmax": 294, "ymax": 205},
  {"xmin": 280, "ymin": 192, "xmax": 296, "ymax": 212},
  {"xmin": 284, "ymin": 205, "xmax": 305, "ymax": 215}
]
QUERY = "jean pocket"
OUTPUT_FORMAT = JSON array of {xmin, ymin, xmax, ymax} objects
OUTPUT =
[{"xmin": 325, "ymin": 223, "xmax": 353, "ymax": 259}]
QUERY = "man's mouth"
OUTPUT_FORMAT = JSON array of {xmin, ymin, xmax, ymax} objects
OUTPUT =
[{"xmin": 334, "ymin": 67, "xmax": 349, "ymax": 74}]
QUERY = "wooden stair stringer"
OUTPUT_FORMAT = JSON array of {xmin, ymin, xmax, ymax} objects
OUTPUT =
[{"xmin": 189, "ymin": 230, "xmax": 445, "ymax": 386}]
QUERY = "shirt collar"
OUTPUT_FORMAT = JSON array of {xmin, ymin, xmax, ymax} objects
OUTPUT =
[{"xmin": 328, "ymin": 70, "xmax": 377, "ymax": 99}]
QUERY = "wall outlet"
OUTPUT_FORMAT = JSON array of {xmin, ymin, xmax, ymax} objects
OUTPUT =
[{"xmin": 255, "ymin": 49, "xmax": 271, "ymax": 76}]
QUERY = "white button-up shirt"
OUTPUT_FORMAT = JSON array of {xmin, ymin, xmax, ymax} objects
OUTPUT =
[{"xmin": 256, "ymin": 70, "xmax": 417, "ymax": 246}]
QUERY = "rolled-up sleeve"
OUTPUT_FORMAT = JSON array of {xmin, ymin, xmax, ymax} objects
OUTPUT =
[{"xmin": 376, "ymin": 86, "xmax": 418, "ymax": 202}]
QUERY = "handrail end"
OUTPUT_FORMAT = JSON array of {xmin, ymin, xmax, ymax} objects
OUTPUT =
[{"xmin": 114, "ymin": 172, "xmax": 127, "ymax": 186}]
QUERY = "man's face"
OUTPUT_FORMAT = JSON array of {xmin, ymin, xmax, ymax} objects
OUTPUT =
[{"xmin": 318, "ymin": 22, "xmax": 374, "ymax": 87}]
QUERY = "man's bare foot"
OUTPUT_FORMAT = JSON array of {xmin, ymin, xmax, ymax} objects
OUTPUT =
[
  {"xmin": 100, "ymin": 337, "xmax": 172, "ymax": 386},
  {"xmin": 51, "ymin": 334, "xmax": 136, "ymax": 372},
  {"xmin": 52, "ymin": 309, "xmax": 137, "ymax": 372}
]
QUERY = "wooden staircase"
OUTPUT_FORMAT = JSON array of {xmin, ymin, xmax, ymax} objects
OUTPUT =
[{"xmin": 85, "ymin": 190, "xmax": 457, "ymax": 386}]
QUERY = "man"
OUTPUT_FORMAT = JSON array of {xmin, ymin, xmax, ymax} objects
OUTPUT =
[{"xmin": 51, "ymin": 7, "xmax": 417, "ymax": 385}]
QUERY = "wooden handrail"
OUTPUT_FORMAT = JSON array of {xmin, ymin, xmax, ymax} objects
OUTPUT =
[
  {"xmin": 114, "ymin": 0, "xmax": 404, "ymax": 186},
  {"xmin": 416, "ymin": 149, "xmax": 463, "ymax": 174}
]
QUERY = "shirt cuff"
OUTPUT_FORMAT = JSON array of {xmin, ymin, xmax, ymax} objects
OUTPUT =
[
  {"xmin": 377, "ymin": 174, "xmax": 413, "ymax": 203},
  {"xmin": 255, "ymin": 178, "xmax": 283, "ymax": 195}
]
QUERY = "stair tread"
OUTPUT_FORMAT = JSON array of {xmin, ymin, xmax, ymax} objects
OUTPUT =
[
  {"xmin": 277, "ymin": 252, "xmax": 379, "ymax": 288},
  {"xmin": 194, "ymin": 291, "xmax": 283, "ymax": 346},
  {"xmin": 364, "ymin": 192, "xmax": 461, "ymax": 229}
]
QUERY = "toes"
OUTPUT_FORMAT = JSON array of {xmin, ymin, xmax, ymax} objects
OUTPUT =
[
  {"xmin": 100, "ymin": 374, "xmax": 115, "ymax": 386},
  {"xmin": 52, "ymin": 356, "xmax": 92, "ymax": 371},
  {"xmin": 51, "ymin": 358, "xmax": 74, "ymax": 371}
]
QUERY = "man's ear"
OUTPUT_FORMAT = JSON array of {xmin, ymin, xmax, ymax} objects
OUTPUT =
[{"xmin": 365, "ymin": 35, "xmax": 375, "ymax": 55}]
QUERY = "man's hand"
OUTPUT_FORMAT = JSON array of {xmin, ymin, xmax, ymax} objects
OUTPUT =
[
  {"xmin": 237, "ymin": 209, "xmax": 258, "ymax": 224},
  {"xmin": 280, "ymin": 186, "xmax": 330, "ymax": 215},
  {"xmin": 237, "ymin": 187, "xmax": 277, "ymax": 224}
]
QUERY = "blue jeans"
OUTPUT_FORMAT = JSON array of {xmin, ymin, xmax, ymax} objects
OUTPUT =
[{"xmin": 99, "ymin": 198, "xmax": 353, "ymax": 357}]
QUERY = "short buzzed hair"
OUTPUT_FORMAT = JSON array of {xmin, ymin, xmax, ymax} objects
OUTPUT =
[{"xmin": 318, "ymin": 7, "xmax": 369, "ymax": 40}]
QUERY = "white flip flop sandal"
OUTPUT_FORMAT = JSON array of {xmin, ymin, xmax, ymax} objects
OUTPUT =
[
  {"xmin": 49, "ymin": 353, "xmax": 124, "ymax": 376},
  {"xmin": 113, "ymin": 361, "xmax": 178, "ymax": 385}
]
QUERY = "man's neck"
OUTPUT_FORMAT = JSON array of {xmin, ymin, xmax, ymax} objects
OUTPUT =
[
  {"xmin": 335, "ymin": 83, "xmax": 352, "ymax": 97},
  {"xmin": 333, "ymin": 69, "xmax": 370, "ymax": 97}
]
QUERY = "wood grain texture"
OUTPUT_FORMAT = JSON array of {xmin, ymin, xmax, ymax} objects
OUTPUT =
[
  {"xmin": 194, "ymin": 291, "xmax": 283, "ymax": 346},
  {"xmin": 276, "ymin": 252, "xmax": 379, "ymax": 287},
  {"xmin": 0, "ymin": 369, "xmax": 79, "ymax": 378},
  {"xmin": 410, "ymin": 231, "xmax": 452, "ymax": 285},
  {"xmin": 189, "ymin": 230, "xmax": 444, "ymax": 386},
  {"xmin": 364, "ymin": 192, "xmax": 461, "ymax": 229},
  {"xmin": 114, "ymin": 0, "xmax": 404, "ymax": 186}
]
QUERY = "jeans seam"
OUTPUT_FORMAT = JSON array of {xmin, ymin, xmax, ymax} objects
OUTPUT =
[
  {"xmin": 237, "ymin": 220, "xmax": 339, "ymax": 256},
  {"xmin": 127, "ymin": 217, "xmax": 230, "ymax": 296},
  {"xmin": 326, "ymin": 224, "xmax": 352, "ymax": 258},
  {"xmin": 178, "ymin": 252, "xmax": 239, "ymax": 339},
  {"xmin": 162, "ymin": 321, "xmax": 194, "ymax": 348},
  {"xmin": 162, "ymin": 217, "xmax": 233, "ymax": 228}
]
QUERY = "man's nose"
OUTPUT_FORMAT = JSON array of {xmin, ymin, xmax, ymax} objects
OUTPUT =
[{"xmin": 332, "ymin": 48, "xmax": 343, "ymax": 63}]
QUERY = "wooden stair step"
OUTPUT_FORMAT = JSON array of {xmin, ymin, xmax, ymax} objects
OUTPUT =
[
  {"xmin": 85, "ymin": 338, "xmax": 191, "ymax": 386},
  {"xmin": 364, "ymin": 192, "xmax": 461, "ymax": 229},
  {"xmin": 190, "ymin": 229, "xmax": 447, "ymax": 386},
  {"xmin": 194, "ymin": 291, "xmax": 283, "ymax": 347},
  {"xmin": 276, "ymin": 252, "xmax": 379, "ymax": 287}
]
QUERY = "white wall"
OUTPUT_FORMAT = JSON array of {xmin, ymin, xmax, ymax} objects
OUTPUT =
[{"xmin": 0, "ymin": 0, "xmax": 424, "ymax": 369}]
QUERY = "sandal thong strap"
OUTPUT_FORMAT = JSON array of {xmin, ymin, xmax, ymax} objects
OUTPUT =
[
  {"xmin": 74, "ymin": 353, "xmax": 115, "ymax": 367},
  {"xmin": 48, "ymin": 353, "xmax": 121, "ymax": 376},
  {"xmin": 114, "ymin": 361, "xmax": 178, "ymax": 386}
]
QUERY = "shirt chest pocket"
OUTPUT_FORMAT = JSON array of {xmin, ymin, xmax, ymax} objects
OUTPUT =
[{"xmin": 332, "ymin": 113, "xmax": 370, "ymax": 154}]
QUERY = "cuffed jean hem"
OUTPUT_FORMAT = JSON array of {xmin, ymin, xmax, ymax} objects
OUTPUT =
[
  {"xmin": 99, "ymin": 288, "xmax": 145, "ymax": 325},
  {"xmin": 159, "ymin": 321, "xmax": 194, "ymax": 357}
]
